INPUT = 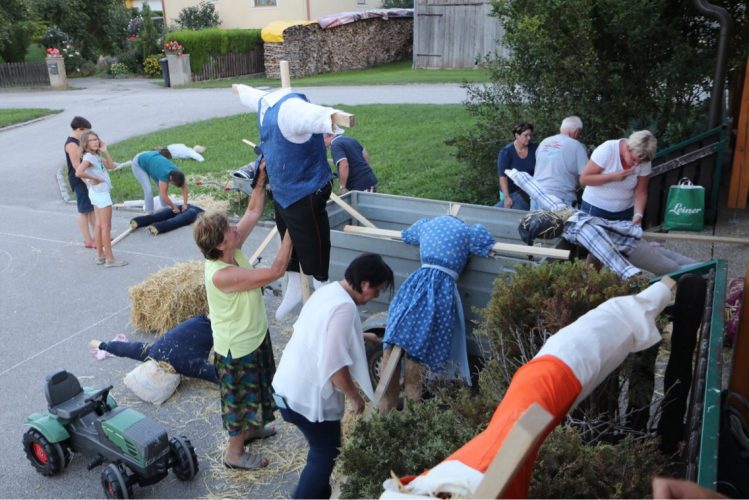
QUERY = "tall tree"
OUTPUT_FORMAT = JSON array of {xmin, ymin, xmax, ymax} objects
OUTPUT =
[{"xmin": 0, "ymin": 0, "xmax": 35, "ymax": 62}]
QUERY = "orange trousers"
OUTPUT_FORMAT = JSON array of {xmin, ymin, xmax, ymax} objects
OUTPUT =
[{"xmin": 404, "ymin": 355, "xmax": 582, "ymax": 498}]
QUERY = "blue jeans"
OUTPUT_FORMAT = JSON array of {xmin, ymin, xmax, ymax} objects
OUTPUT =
[
  {"xmin": 280, "ymin": 407, "xmax": 341, "ymax": 499},
  {"xmin": 495, "ymin": 190, "xmax": 530, "ymax": 211},
  {"xmin": 131, "ymin": 205, "xmax": 204, "ymax": 234},
  {"xmin": 580, "ymin": 201, "xmax": 633, "ymax": 221}
]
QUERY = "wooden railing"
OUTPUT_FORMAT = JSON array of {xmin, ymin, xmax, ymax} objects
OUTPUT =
[
  {"xmin": 0, "ymin": 61, "xmax": 49, "ymax": 88},
  {"xmin": 191, "ymin": 49, "xmax": 264, "ymax": 82}
]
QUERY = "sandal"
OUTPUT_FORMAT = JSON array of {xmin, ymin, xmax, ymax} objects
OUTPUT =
[
  {"xmin": 243, "ymin": 426, "xmax": 277, "ymax": 445},
  {"xmin": 223, "ymin": 453, "xmax": 268, "ymax": 470}
]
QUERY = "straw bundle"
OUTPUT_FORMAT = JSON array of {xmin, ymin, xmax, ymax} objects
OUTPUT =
[{"xmin": 129, "ymin": 260, "xmax": 207, "ymax": 335}]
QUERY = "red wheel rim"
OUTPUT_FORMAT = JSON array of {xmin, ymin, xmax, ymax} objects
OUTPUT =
[
  {"xmin": 31, "ymin": 442, "xmax": 48, "ymax": 464},
  {"xmin": 107, "ymin": 483, "xmax": 116, "ymax": 497}
]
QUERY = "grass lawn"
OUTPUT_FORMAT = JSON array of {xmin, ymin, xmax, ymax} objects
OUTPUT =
[
  {"xmin": 106, "ymin": 104, "xmax": 474, "ymax": 209},
  {"xmin": 0, "ymin": 108, "xmax": 61, "ymax": 128},
  {"xmin": 188, "ymin": 60, "xmax": 489, "ymax": 89}
]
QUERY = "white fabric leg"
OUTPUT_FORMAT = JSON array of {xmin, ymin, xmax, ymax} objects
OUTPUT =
[
  {"xmin": 275, "ymin": 271, "xmax": 302, "ymax": 320},
  {"xmin": 312, "ymin": 278, "xmax": 327, "ymax": 290}
]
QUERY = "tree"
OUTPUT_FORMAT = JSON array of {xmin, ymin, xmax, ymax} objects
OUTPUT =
[
  {"xmin": 175, "ymin": 1, "xmax": 220, "ymax": 30},
  {"xmin": 30, "ymin": 0, "xmax": 129, "ymax": 60},
  {"xmin": 450, "ymin": 0, "xmax": 748, "ymax": 204},
  {"xmin": 0, "ymin": 0, "xmax": 36, "ymax": 62},
  {"xmin": 138, "ymin": 3, "xmax": 158, "ymax": 62}
]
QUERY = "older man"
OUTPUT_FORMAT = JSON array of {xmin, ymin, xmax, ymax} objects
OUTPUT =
[{"xmin": 531, "ymin": 116, "xmax": 588, "ymax": 209}]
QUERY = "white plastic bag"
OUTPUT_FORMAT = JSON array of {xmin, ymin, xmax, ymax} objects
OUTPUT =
[{"xmin": 123, "ymin": 359, "xmax": 180, "ymax": 405}]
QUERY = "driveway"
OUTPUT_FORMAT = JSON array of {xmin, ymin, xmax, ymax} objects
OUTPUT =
[{"xmin": 0, "ymin": 78, "xmax": 467, "ymax": 498}]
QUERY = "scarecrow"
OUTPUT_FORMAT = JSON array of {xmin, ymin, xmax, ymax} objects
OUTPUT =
[
  {"xmin": 381, "ymin": 278, "xmax": 674, "ymax": 499},
  {"xmin": 234, "ymin": 81, "xmax": 351, "ymax": 320},
  {"xmin": 379, "ymin": 215, "xmax": 495, "ymax": 415}
]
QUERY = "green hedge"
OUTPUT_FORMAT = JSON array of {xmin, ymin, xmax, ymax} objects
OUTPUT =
[{"xmin": 165, "ymin": 28, "xmax": 262, "ymax": 73}]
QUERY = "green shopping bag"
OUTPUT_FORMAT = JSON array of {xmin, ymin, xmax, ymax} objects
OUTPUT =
[{"xmin": 663, "ymin": 177, "xmax": 704, "ymax": 231}]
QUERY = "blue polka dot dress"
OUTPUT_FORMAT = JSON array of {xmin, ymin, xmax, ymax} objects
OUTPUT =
[{"xmin": 383, "ymin": 216, "xmax": 495, "ymax": 381}]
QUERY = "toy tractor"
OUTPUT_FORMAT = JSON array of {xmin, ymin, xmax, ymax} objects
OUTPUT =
[{"xmin": 23, "ymin": 370, "xmax": 198, "ymax": 498}]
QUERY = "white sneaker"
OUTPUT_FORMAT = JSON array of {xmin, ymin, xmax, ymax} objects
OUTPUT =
[{"xmin": 275, "ymin": 272, "xmax": 302, "ymax": 320}]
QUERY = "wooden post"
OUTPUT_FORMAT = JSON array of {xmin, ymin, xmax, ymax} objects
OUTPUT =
[
  {"xmin": 249, "ymin": 226, "xmax": 278, "ymax": 264},
  {"xmin": 727, "ymin": 57, "xmax": 749, "ymax": 208},
  {"xmin": 471, "ymin": 403, "xmax": 554, "ymax": 499},
  {"xmin": 280, "ymin": 60, "xmax": 290, "ymax": 89},
  {"xmin": 111, "ymin": 227, "xmax": 134, "ymax": 246},
  {"xmin": 365, "ymin": 345, "xmax": 403, "ymax": 419}
]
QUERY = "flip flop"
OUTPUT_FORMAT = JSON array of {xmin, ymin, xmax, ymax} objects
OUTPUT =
[
  {"xmin": 223, "ymin": 453, "xmax": 268, "ymax": 470},
  {"xmin": 243, "ymin": 426, "xmax": 277, "ymax": 445}
]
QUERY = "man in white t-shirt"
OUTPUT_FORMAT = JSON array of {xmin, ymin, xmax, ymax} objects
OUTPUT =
[{"xmin": 531, "ymin": 116, "xmax": 588, "ymax": 209}]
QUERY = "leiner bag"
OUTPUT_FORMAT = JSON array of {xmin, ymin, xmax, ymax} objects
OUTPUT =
[{"xmin": 663, "ymin": 177, "xmax": 704, "ymax": 231}]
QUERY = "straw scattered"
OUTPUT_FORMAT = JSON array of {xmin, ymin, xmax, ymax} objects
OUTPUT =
[
  {"xmin": 129, "ymin": 260, "xmax": 207, "ymax": 335},
  {"xmin": 191, "ymin": 193, "xmax": 229, "ymax": 214}
]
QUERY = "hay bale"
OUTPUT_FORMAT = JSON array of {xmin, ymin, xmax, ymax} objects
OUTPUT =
[{"xmin": 129, "ymin": 260, "xmax": 207, "ymax": 335}]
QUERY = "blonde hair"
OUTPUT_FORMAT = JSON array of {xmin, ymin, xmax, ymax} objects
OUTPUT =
[
  {"xmin": 79, "ymin": 130, "xmax": 100, "ymax": 155},
  {"xmin": 193, "ymin": 212, "xmax": 229, "ymax": 260},
  {"xmin": 626, "ymin": 130, "xmax": 657, "ymax": 162}
]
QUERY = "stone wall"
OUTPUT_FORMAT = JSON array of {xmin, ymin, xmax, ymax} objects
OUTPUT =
[{"xmin": 264, "ymin": 17, "xmax": 413, "ymax": 79}]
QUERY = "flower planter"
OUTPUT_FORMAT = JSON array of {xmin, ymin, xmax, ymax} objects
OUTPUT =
[
  {"xmin": 45, "ymin": 56, "xmax": 67, "ymax": 88},
  {"xmin": 166, "ymin": 54, "xmax": 191, "ymax": 87}
]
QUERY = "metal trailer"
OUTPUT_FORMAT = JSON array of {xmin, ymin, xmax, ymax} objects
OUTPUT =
[{"xmin": 323, "ymin": 191, "xmax": 557, "ymax": 384}]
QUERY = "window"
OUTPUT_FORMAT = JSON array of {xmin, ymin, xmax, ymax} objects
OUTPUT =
[{"xmin": 254, "ymin": 0, "xmax": 276, "ymax": 6}]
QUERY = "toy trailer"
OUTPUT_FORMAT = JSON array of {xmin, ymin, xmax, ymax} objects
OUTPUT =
[{"xmin": 324, "ymin": 191, "xmax": 562, "ymax": 384}]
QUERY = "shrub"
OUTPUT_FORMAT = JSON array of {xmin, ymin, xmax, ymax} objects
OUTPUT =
[
  {"xmin": 165, "ymin": 28, "xmax": 262, "ymax": 73},
  {"xmin": 143, "ymin": 54, "xmax": 162, "ymax": 77},
  {"xmin": 109, "ymin": 62, "xmax": 129, "ymax": 77},
  {"xmin": 175, "ymin": 1, "xmax": 220, "ymax": 30},
  {"xmin": 138, "ymin": 4, "xmax": 159, "ymax": 63}
]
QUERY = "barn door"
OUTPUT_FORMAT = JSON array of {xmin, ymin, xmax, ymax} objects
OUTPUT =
[{"xmin": 414, "ymin": 3, "xmax": 445, "ymax": 68}]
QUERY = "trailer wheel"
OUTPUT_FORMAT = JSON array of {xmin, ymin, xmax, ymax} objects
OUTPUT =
[
  {"xmin": 364, "ymin": 329, "xmax": 385, "ymax": 387},
  {"xmin": 23, "ymin": 428, "xmax": 67, "ymax": 477},
  {"xmin": 101, "ymin": 463, "xmax": 132, "ymax": 499},
  {"xmin": 170, "ymin": 436, "xmax": 198, "ymax": 481}
]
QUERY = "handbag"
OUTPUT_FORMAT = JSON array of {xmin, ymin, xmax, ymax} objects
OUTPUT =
[{"xmin": 663, "ymin": 177, "xmax": 704, "ymax": 231}]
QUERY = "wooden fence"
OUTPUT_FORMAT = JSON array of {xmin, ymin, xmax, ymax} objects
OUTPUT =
[
  {"xmin": 0, "ymin": 61, "xmax": 49, "ymax": 88},
  {"xmin": 191, "ymin": 49, "xmax": 264, "ymax": 82}
]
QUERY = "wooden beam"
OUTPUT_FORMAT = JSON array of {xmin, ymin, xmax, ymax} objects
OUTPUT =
[
  {"xmin": 343, "ymin": 225, "xmax": 570, "ymax": 260},
  {"xmin": 448, "ymin": 203, "xmax": 462, "ymax": 216},
  {"xmin": 249, "ymin": 226, "xmax": 278, "ymax": 264},
  {"xmin": 111, "ymin": 227, "xmax": 134, "ymax": 246},
  {"xmin": 471, "ymin": 403, "xmax": 554, "ymax": 499},
  {"xmin": 728, "ymin": 57, "xmax": 749, "ymax": 208},
  {"xmin": 643, "ymin": 231, "xmax": 749, "ymax": 245},
  {"xmin": 332, "ymin": 111, "xmax": 355, "ymax": 128},
  {"xmin": 329, "ymin": 192, "xmax": 376, "ymax": 228},
  {"xmin": 280, "ymin": 60, "xmax": 290, "ymax": 89},
  {"xmin": 366, "ymin": 345, "xmax": 403, "ymax": 420}
]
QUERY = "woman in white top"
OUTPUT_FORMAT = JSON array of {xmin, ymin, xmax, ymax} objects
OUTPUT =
[
  {"xmin": 272, "ymin": 253, "xmax": 394, "ymax": 499},
  {"xmin": 579, "ymin": 130, "xmax": 657, "ymax": 224}
]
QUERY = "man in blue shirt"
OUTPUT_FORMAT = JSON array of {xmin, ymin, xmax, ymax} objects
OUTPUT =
[{"xmin": 324, "ymin": 130, "xmax": 378, "ymax": 195}]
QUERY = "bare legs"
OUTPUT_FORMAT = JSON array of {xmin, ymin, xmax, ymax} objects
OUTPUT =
[{"xmin": 78, "ymin": 211, "xmax": 95, "ymax": 245}]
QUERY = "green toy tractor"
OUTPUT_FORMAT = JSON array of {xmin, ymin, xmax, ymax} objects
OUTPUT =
[{"xmin": 23, "ymin": 370, "xmax": 198, "ymax": 498}]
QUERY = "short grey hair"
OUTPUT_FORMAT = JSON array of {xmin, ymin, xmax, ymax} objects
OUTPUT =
[
  {"xmin": 626, "ymin": 130, "xmax": 657, "ymax": 162},
  {"xmin": 560, "ymin": 116, "xmax": 583, "ymax": 134}
]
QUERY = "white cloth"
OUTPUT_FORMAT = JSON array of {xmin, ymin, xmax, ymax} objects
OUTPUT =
[
  {"xmin": 167, "ymin": 143, "xmax": 204, "ymax": 162},
  {"xmin": 535, "ymin": 281, "xmax": 672, "ymax": 405},
  {"xmin": 582, "ymin": 139, "xmax": 652, "ymax": 212},
  {"xmin": 236, "ymin": 84, "xmax": 340, "ymax": 144},
  {"xmin": 272, "ymin": 281, "xmax": 374, "ymax": 422},
  {"xmin": 380, "ymin": 460, "xmax": 483, "ymax": 499},
  {"xmin": 532, "ymin": 133, "xmax": 588, "ymax": 204}
]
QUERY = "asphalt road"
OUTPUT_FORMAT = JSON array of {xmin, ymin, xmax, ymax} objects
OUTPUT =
[{"xmin": 0, "ymin": 78, "xmax": 468, "ymax": 499}]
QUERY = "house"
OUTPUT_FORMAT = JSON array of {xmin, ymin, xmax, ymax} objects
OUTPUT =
[
  {"xmin": 124, "ymin": 0, "xmax": 164, "ymax": 13},
  {"xmin": 161, "ymin": 0, "xmax": 374, "ymax": 29}
]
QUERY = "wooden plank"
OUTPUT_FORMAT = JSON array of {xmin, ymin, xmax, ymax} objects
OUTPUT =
[
  {"xmin": 280, "ymin": 60, "xmax": 290, "ymax": 88},
  {"xmin": 343, "ymin": 225, "xmax": 571, "ymax": 260},
  {"xmin": 728, "ymin": 57, "xmax": 749, "ymax": 208},
  {"xmin": 643, "ymin": 231, "xmax": 749, "ymax": 245},
  {"xmin": 448, "ymin": 203, "xmax": 461, "ymax": 216},
  {"xmin": 471, "ymin": 403, "xmax": 554, "ymax": 499},
  {"xmin": 366, "ymin": 345, "xmax": 403, "ymax": 419},
  {"xmin": 249, "ymin": 226, "xmax": 278, "ymax": 263},
  {"xmin": 111, "ymin": 227, "xmax": 134, "ymax": 246},
  {"xmin": 329, "ymin": 192, "xmax": 376, "ymax": 228}
]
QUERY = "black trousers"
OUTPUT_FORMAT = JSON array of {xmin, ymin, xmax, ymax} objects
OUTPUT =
[
  {"xmin": 273, "ymin": 182, "xmax": 332, "ymax": 282},
  {"xmin": 130, "ymin": 205, "xmax": 204, "ymax": 234}
]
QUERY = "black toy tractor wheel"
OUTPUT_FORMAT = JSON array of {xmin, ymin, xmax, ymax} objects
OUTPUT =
[
  {"xmin": 101, "ymin": 463, "xmax": 132, "ymax": 499},
  {"xmin": 170, "ymin": 436, "xmax": 198, "ymax": 481},
  {"xmin": 22, "ymin": 428, "xmax": 68, "ymax": 477}
]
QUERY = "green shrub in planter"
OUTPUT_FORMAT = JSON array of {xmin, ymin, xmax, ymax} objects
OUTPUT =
[
  {"xmin": 165, "ymin": 28, "xmax": 262, "ymax": 73},
  {"xmin": 143, "ymin": 54, "xmax": 162, "ymax": 77}
]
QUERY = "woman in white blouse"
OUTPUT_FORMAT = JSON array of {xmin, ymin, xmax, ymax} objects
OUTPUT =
[
  {"xmin": 579, "ymin": 130, "xmax": 657, "ymax": 224},
  {"xmin": 272, "ymin": 253, "xmax": 394, "ymax": 499}
]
